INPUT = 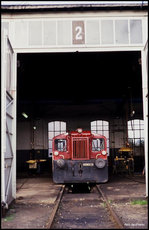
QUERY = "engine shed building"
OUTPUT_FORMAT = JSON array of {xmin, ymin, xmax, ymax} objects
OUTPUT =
[{"xmin": 1, "ymin": 1, "xmax": 148, "ymax": 209}]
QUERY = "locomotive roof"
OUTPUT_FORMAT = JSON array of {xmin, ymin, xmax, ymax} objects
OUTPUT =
[
  {"xmin": 70, "ymin": 130, "xmax": 91, "ymax": 134},
  {"xmin": 53, "ymin": 130, "xmax": 106, "ymax": 139}
]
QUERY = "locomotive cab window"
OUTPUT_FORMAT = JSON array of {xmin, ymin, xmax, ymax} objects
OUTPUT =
[
  {"xmin": 92, "ymin": 138, "xmax": 105, "ymax": 151},
  {"xmin": 55, "ymin": 139, "xmax": 67, "ymax": 152}
]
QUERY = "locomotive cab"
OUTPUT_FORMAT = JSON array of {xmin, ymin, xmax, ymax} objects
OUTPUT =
[{"xmin": 52, "ymin": 129, "xmax": 108, "ymax": 184}]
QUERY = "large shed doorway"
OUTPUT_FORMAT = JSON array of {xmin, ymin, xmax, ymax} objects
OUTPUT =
[
  {"xmin": 1, "ymin": 4, "xmax": 148, "ymax": 209},
  {"xmin": 16, "ymin": 51, "xmax": 144, "ymax": 172}
]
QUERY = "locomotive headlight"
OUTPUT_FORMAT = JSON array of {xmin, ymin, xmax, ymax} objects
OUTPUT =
[
  {"xmin": 77, "ymin": 128, "xmax": 82, "ymax": 133},
  {"xmin": 101, "ymin": 150, "xmax": 106, "ymax": 155},
  {"xmin": 95, "ymin": 158, "xmax": 106, "ymax": 168},
  {"xmin": 54, "ymin": 151, "xmax": 59, "ymax": 156}
]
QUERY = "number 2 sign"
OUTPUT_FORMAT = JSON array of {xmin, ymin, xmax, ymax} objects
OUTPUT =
[{"xmin": 72, "ymin": 21, "xmax": 85, "ymax": 44}]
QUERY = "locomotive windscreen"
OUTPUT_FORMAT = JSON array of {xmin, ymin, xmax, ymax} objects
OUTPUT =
[{"xmin": 72, "ymin": 138, "xmax": 88, "ymax": 159}]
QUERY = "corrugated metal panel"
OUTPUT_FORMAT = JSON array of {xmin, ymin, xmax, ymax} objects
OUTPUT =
[
  {"xmin": 1, "ymin": 1, "xmax": 148, "ymax": 6},
  {"xmin": 1, "ymin": 1, "xmax": 148, "ymax": 10}
]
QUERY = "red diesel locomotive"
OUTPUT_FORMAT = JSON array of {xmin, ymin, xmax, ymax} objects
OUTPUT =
[{"xmin": 52, "ymin": 128, "xmax": 108, "ymax": 184}]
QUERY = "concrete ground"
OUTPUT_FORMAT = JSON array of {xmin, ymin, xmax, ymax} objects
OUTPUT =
[
  {"xmin": 1, "ymin": 173, "xmax": 148, "ymax": 229},
  {"xmin": 97, "ymin": 174, "xmax": 148, "ymax": 229},
  {"xmin": 1, "ymin": 175, "xmax": 62, "ymax": 229}
]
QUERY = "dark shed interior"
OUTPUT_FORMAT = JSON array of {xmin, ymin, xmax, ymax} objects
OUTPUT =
[{"xmin": 17, "ymin": 51, "xmax": 144, "ymax": 175}]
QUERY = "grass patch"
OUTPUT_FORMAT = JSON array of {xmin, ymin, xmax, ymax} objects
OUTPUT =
[
  {"xmin": 108, "ymin": 199, "xmax": 112, "ymax": 204},
  {"xmin": 4, "ymin": 213, "xmax": 15, "ymax": 222},
  {"xmin": 130, "ymin": 199, "xmax": 148, "ymax": 205},
  {"xmin": 101, "ymin": 201, "xmax": 107, "ymax": 208}
]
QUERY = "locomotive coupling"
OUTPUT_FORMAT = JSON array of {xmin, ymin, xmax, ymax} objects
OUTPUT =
[{"xmin": 95, "ymin": 159, "xmax": 106, "ymax": 169}]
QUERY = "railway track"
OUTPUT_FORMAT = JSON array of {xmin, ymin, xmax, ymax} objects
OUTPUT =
[{"xmin": 45, "ymin": 184, "xmax": 124, "ymax": 229}]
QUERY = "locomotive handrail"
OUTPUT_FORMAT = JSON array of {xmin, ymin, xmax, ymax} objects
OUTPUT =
[{"xmin": 96, "ymin": 154, "xmax": 101, "ymax": 159}]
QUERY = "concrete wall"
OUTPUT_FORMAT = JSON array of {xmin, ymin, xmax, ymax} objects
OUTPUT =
[
  {"xmin": 17, "ymin": 117, "xmax": 144, "ymax": 173},
  {"xmin": 17, "ymin": 118, "xmax": 126, "ymax": 151},
  {"xmin": 17, "ymin": 118, "xmax": 91, "ymax": 152}
]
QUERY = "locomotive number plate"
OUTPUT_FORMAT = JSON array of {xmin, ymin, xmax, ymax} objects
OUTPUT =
[{"xmin": 83, "ymin": 163, "xmax": 94, "ymax": 166}]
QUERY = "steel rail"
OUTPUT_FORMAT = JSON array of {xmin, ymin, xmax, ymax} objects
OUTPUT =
[
  {"xmin": 45, "ymin": 185, "xmax": 65, "ymax": 229},
  {"xmin": 96, "ymin": 185, "xmax": 124, "ymax": 229}
]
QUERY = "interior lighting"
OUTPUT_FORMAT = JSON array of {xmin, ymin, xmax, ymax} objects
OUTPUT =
[
  {"xmin": 22, "ymin": 112, "xmax": 28, "ymax": 118},
  {"xmin": 131, "ymin": 110, "xmax": 135, "ymax": 117},
  {"xmin": 33, "ymin": 126, "xmax": 36, "ymax": 130}
]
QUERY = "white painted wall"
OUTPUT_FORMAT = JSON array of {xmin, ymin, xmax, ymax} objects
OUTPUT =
[{"xmin": 2, "ymin": 11, "xmax": 147, "ymax": 53}]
